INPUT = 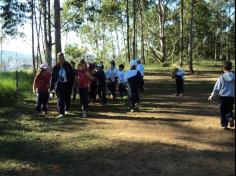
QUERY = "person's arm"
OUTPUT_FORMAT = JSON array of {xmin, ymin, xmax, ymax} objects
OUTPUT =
[
  {"xmin": 33, "ymin": 75, "xmax": 38, "ymax": 93},
  {"xmin": 50, "ymin": 66, "xmax": 57, "ymax": 90},
  {"xmin": 208, "ymin": 77, "xmax": 222, "ymax": 100}
]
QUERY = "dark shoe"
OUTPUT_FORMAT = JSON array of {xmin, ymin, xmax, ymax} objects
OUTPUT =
[{"xmin": 229, "ymin": 118, "xmax": 235, "ymax": 128}]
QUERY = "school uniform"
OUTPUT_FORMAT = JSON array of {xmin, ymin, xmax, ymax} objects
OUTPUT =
[
  {"xmin": 106, "ymin": 67, "xmax": 118, "ymax": 99},
  {"xmin": 137, "ymin": 63, "xmax": 145, "ymax": 91},
  {"xmin": 89, "ymin": 69, "xmax": 98, "ymax": 101},
  {"xmin": 34, "ymin": 72, "xmax": 51, "ymax": 113},
  {"xmin": 211, "ymin": 71, "xmax": 235, "ymax": 128},
  {"xmin": 76, "ymin": 68, "xmax": 91, "ymax": 113},
  {"xmin": 125, "ymin": 67, "xmax": 142, "ymax": 110},
  {"xmin": 95, "ymin": 70, "xmax": 107, "ymax": 104},
  {"xmin": 174, "ymin": 68, "xmax": 185, "ymax": 95},
  {"xmin": 50, "ymin": 62, "xmax": 74, "ymax": 115},
  {"xmin": 117, "ymin": 70, "xmax": 127, "ymax": 97}
]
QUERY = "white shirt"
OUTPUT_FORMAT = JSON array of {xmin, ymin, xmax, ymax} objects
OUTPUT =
[
  {"xmin": 137, "ymin": 64, "xmax": 145, "ymax": 77},
  {"xmin": 106, "ymin": 67, "xmax": 118, "ymax": 83},
  {"xmin": 59, "ymin": 67, "xmax": 68, "ymax": 83},
  {"xmin": 117, "ymin": 70, "xmax": 127, "ymax": 84}
]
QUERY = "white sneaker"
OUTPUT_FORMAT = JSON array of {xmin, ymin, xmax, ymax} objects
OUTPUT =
[
  {"xmin": 65, "ymin": 111, "xmax": 69, "ymax": 115},
  {"xmin": 130, "ymin": 109, "xmax": 135, "ymax": 113},
  {"xmin": 58, "ymin": 114, "xmax": 64, "ymax": 118},
  {"xmin": 82, "ymin": 111, "xmax": 87, "ymax": 118}
]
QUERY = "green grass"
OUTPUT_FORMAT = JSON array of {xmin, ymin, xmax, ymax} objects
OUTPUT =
[
  {"xmin": 0, "ymin": 60, "xmax": 235, "ymax": 176},
  {"xmin": 0, "ymin": 71, "xmax": 34, "ymax": 105}
]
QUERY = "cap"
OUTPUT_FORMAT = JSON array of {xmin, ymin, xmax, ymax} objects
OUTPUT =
[{"xmin": 40, "ymin": 63, "xmax": 49, "ymax": 70}]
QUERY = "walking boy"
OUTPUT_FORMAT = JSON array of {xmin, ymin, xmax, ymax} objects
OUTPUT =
[
  {"xmin": 95, "ymin": 63, "xmax": 107, "ymax": 105},
  {"xmin": 117, "ymin": 64, "xmax": 127, "ymax": 98},
  {"xmin": 125, "ymin": 62, "xmax": 142, "ymax": 112},
  {"xmin": 172, "ymin": 67, "xmax": 185, "ymax": 96},
  {"xmin": 106, "ymin": 60, "xmax": 118, "ymax": 100},
  {"xmin": 137, "ymin": 60, "xmax": 145, "ymax": 91},
  {"xmin": 208, "ymin": 61, "xmax": 235, "ymax": 129}
]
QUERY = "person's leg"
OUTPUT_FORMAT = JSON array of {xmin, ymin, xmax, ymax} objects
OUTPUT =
[
  {"xmin": 140, "ymin": 76, "xmax": 144, "ymax": 91},
  {"xmin": 134, "ymin": 87, "xmax": 140, "ymax": 105},
  {"xmin": 219, "ymin": 97, "xmax": 228, "ymax": 128},
  {"xmin": 80, "ymin": 88, "xmax": 89, "ymax": 111},
  {"xmin": 224, "ymin": 97, "xmax": 235, "ymax": 127},
  {"xmin": 35, "ymin": 92, "xmax": 43, "ymax": 113},
  {"xmin": 57, "ymin": 89, "xmax": 65, "ymax": 115},
  {"xmin": 101, "ymin": 85, "xmax": 107, "ymax": 104},
  {"xmin": 42, "ymin": 92, "xmax": 49, "ymax": 113},
  {"xmin": 180, "ymin": 78, "xmax": 184, "ymax": 95},
  {"xmin": 65, "ymin": 86, "xmax": 72, "ymax": 112},
  {"xmin": 72, "ymin": 87, "xmax": 77, "ymax": 100},
  {"xmin": 176, "ymin": 76, "xmax": 181, "ymax": 95},
  {"xmin": 111, "ymin": 82, "xmax": 116, "ymax": 99},
  {"xmin": 119, "ymin": 84, "xmax": 122, "ymax": 97}
]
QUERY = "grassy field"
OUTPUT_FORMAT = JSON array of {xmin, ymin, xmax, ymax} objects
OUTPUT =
[
  {"xmin": 0, "ymin": 71, "xmax": 34, "ymax": 105},
  {"xmin": 0, "ymin": 62, "xmax": 235, "ymax": 176}
]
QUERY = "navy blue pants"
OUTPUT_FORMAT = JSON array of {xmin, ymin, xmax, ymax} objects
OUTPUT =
[
  {"xmin": 119, "ymin": 83, "xmax": 127, "ymax": 97},
  {"xmin": 79, "ymin": 88, "xmax": 89, "ymax": 112},
  {"xmin": 56, "ymin": 83, "xmax": 72, "ymax": 115},
  {"xmin": 90, "ymin": 80, "xmax": 97, "ymax": 101},
  {"xmin": 108, "ymin": 82, "xmax": 117, "ymax": 99},
  {"xmin": 35, "ymin": 91, "xmax": 49, "ymax": 113},
  {"xmin": 97, "ymin": 85, "xmax": 107, "ymax": 104},
  {"xmin": 128, "ymin": 85, "xmax": 139, "ymax": 109},
  {"xmin": 175, "ymin": 75, "xmax": 184, "ymax": 95},
  {"xmin": 219, "ymin": 97, "xmax": 235, "ymax": 127}
]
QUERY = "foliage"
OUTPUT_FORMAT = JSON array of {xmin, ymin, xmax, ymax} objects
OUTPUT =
[{"xmin": 0, "ymin": 0, "xmax": 30, "ymax": 37}]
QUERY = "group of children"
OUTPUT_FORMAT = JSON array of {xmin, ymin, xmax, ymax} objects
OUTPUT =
[
  {"xmin": 33, "ymin": 53, "xmax": 145, "ymax": 118},
  {"xmin": 33, "ymin": 53, "xmax": 235, "ymax": 129}
]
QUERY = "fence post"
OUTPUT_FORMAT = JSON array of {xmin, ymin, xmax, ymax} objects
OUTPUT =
[{"xmin": 16, "ymin": 70, "xmax": 19, "ymax": 97}]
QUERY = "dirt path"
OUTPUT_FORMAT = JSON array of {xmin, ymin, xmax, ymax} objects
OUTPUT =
[{"xmin": 0, "ymin": 70, "xmax": 235, "ymax": 176}]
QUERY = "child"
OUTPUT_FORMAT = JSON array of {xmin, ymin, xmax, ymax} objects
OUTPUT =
[
  {"xmin": 95, "ymin": 63, "xmax": 107, "ymax": 105},
  {"xmin": 33, "ymin": 63, "xmax": 51, "ymax": 115},
  {"xmin": 137, "ymin": 60, "xmax": 145, "ymax": 91},
  {"xmin": 125, "ymin": 62, "xmax": 142, "ymax": 112},
  {"xmin": 74, "ymin": 59, "xmax": 91, "ymax": 118},
  {"xmin": 117, "ymin": 64, "xmax": 127, "ymax": 98},
  {"xmin": 172, "ymin": 66, "xmax": 185, "ymax": 96},
  {"xmin": 71, "ymin": 61, "xmax": 77, "ymax": 101},
  {"xmin": 208, "ymin": 61, "xmax": 235, "ymax": 129},
  {"xmin": 89, "ymin": 63, "xmax": 97, "ymax": 102},
  {"xmin": 106, "ymin": 60, "xmax": 118, "ymax": 100}
]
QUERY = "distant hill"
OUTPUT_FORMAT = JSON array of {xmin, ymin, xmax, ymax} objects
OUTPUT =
[{"xmin": 1, "ymin": 50, "xmax": 32, "ymax": 63}]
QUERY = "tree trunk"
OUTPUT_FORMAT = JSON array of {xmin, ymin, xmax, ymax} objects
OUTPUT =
[
  {"xmin": 31, "ymin": 0, "xmax": 36, "ymax": 73},
  {"xmin": 188, "ymin": 0, "xmax": 194, "ymax": 74},
  {"xmin": 157, "ymin": 0, "xmax": 167, "ymax": 63},
  {"xmin": 127, "ymin": 0, "xmax": 131, "ymax": 62},
  {"xmin": 180, "ymin": 0, "xmax": 184, "ymax": 66},
  {"xmin": 132, "ymin": 0, "xmax": 137, "ymax": 59},
  {"xmin": 54, "ymin": 0, "xmax": 61, "ymax": 63},
  {"xmin": 121, "ymin": 22, "xmax": 128, "ymax": 62},
  {"xmin": 139, "ymin": 0, "xmax": 145, "ymax": 64}
]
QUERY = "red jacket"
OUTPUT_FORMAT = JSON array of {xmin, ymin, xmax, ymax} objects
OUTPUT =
[
  {"xmin": 76, "ymin": 68, "xmax": 91, "ymax": 88},
  {"xmin": 34, "ymin": 72, "xmax": 51, "ymax": 92}
]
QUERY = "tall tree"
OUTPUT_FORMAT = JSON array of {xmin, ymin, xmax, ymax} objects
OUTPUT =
[
  {"xmin": 188, "ymin": 0, "xmax": 194, "ymax": 74},
  {"xmin": 180, "ymin": 0, "xmax": 184, "ymax": 66},
  {"xmin": 54, "ymin": 0, "xmax": 61, "ymax": 62}
]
